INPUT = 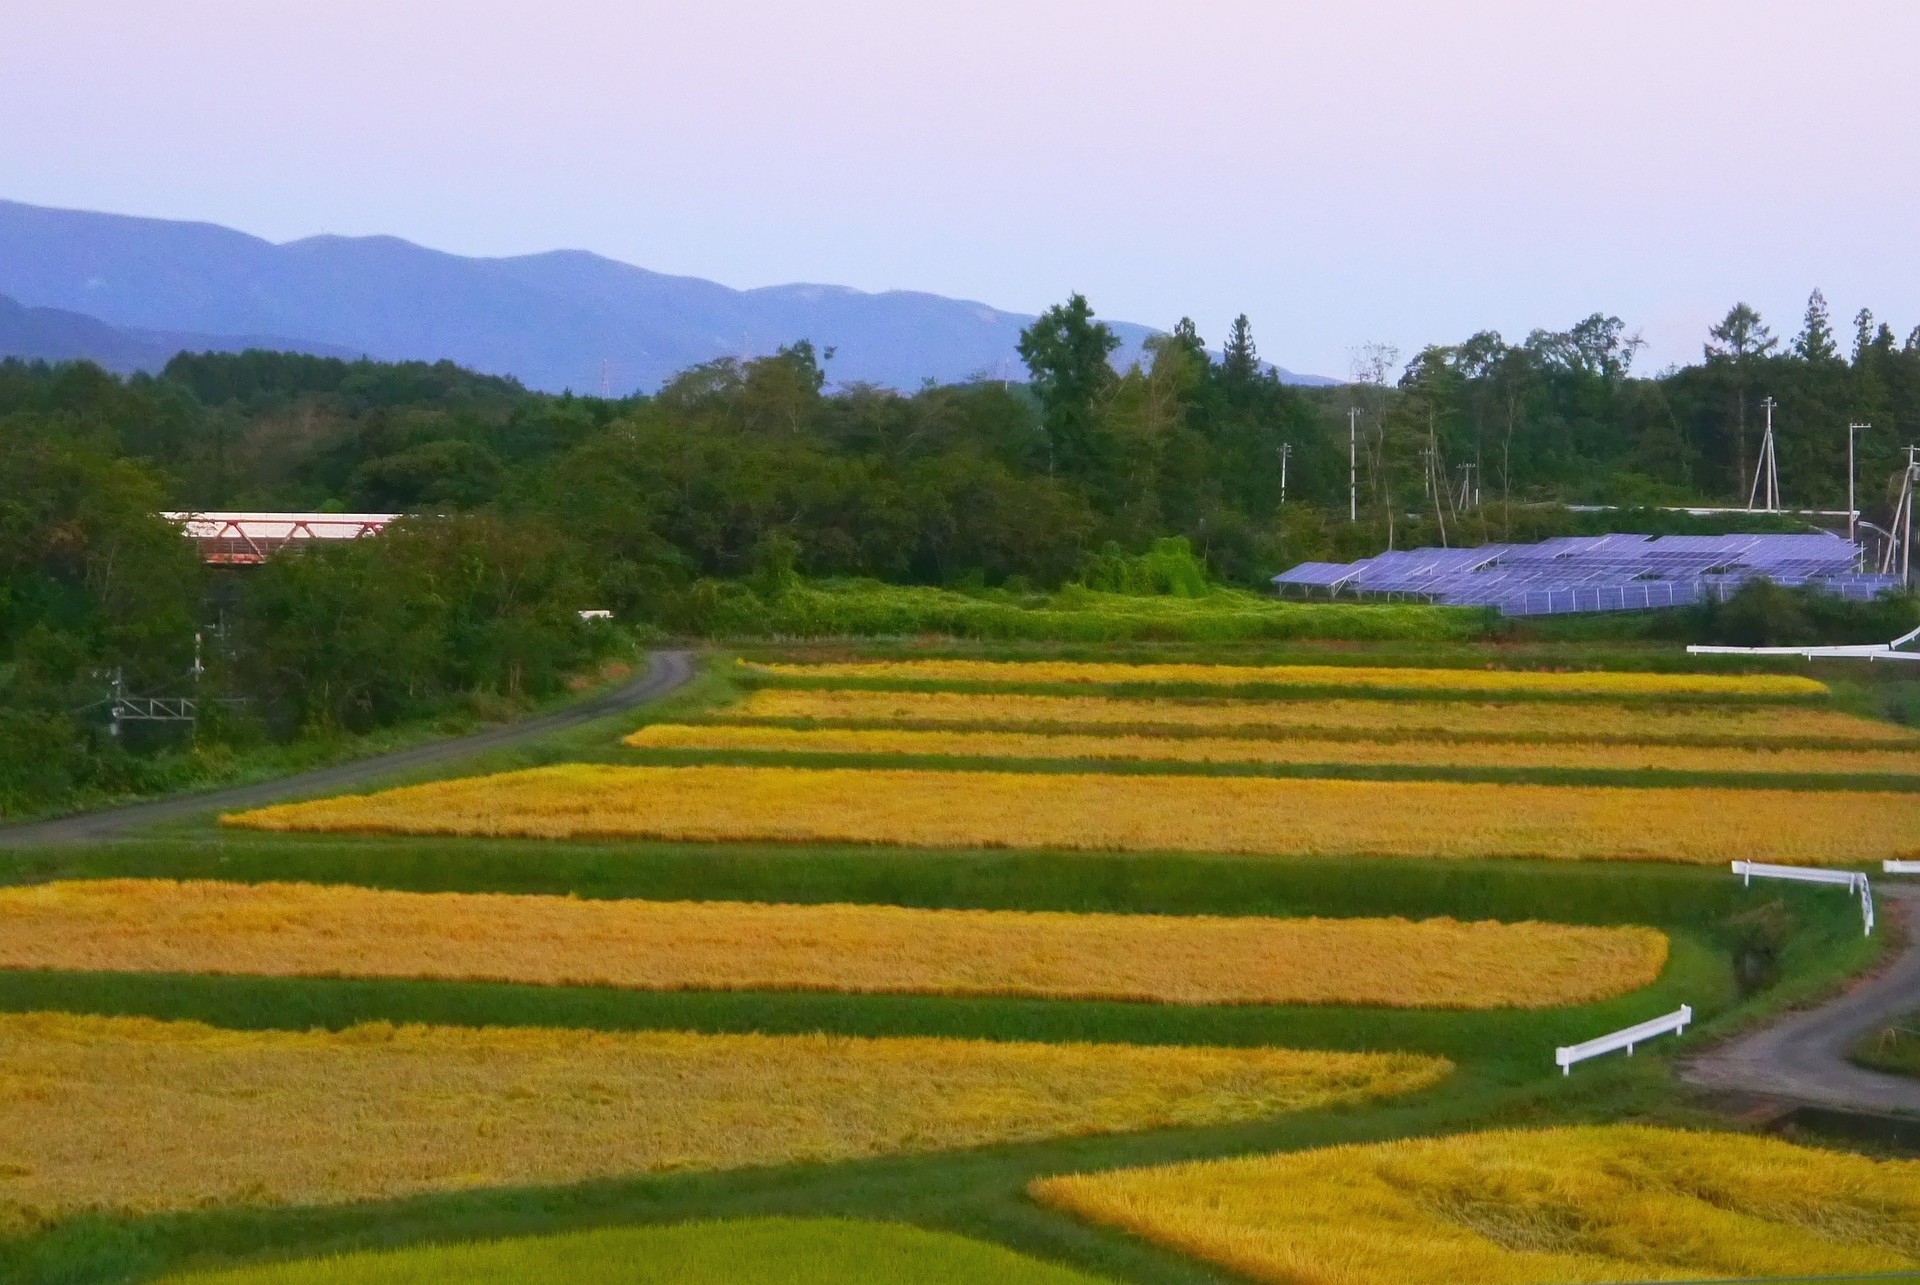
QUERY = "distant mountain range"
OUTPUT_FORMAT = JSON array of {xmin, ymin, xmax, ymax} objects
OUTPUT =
[
  {"xmin": 0, "ymin": 292, "xmax": 354, "ymax": 375},
  {"xmin": 0, "ymin": 198, "xmax": 1334, "ymax": 392}
]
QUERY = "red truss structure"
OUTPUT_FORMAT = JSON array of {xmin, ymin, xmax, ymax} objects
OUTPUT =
[{"xmin": 162, "ymin": 512, "xmax": 400, "ymax": 565}]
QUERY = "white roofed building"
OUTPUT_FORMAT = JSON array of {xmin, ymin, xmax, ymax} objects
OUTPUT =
[{"xmin": 161, "ymin": 512, "xmax": 400, "ymax": 565}]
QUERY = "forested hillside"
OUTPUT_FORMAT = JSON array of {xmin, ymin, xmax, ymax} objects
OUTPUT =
[{"xmin": 3, "ymin": 291, "xmax": 1917, "ymax": 816}]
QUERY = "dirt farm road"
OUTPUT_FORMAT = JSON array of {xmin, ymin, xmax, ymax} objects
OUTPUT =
[
  {"xmin": 1683, "ymin": 883, "xmax": 1920, "ymax": 1117},
  {"xmin": 0, "ymin": 649, "xmax": 696, "ymax": 847}
]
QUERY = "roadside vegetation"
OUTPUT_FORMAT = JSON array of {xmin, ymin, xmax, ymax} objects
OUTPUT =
[{"xmin": 1857, "ymin": 1014, "xmax": 1920, "ymax": 1077}]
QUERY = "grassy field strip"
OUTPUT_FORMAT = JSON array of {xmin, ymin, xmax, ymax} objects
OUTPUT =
[
  {"xmin": 722, "ymin": 687, "xmax": 1920, "ymax": 748},
  {"xmin": 0, "ymin": 1012, "xmax": 1446, "ymax": 1223},
  {"xmin": 1855, "ymin": 1014, "xmax": 1920, "ymax": 1077},
  {"xmin": 0, "ymin": 880, "xmax": 1669, "ymax": 1009},
  {"xmin": 1031, "ymin": 1124, "xmax": 1920, "ymax": 1285},
  {"xmin": 226, "ymin": 764, "xmax": 1920, "ymax": 866},
  {"xmin": 161, "ymin": 1218, "xmax": 1112, "ymax": 1284},
  {"xmin": 627, "ymin": 722, "xmax": 1920, "ymax": 780},
  {"xmin": 742, "ymin": 659, "xmax": 1826, "ymax": 698}
]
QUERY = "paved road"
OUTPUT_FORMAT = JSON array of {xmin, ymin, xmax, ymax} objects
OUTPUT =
[
  {"xmin": 0, "ymin": 649, "xmax": 696, "ymax": 847},
  {"xmin": 1683, "ymin": 883, "xmax": 1920, "ymax": 1116}
]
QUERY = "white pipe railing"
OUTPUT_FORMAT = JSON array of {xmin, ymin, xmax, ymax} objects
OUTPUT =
[
  {"xmin": 1688, "ymin": 622, "xmax": 1920, "ymax": 662},
  {"xmin": 1732, "ymin": 861, "xmax": 1875, "ymax": 936},
  {"xmin": 1556, "ymin": 1006, "xmax": 1691, "ymax": 1075},
  {"xmin": 1886, "ymin": 860, "xmax": 1920, "ymax": 875}
]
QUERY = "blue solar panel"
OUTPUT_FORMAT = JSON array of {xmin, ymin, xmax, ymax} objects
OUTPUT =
[
  {"xmin": 1271, "ymin": 532, "xmax": 1896, "ymax": 616},
  {"xmin": 1271, "ymin": 561, "xmax": 1357, "ymax": 588}
]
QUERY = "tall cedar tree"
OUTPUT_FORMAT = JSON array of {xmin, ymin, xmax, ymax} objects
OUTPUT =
[
  {"xmin": 1794, "ymin": 289, "xmax": 1839, "ymax": 362},
  {"xmin": 1220, "ymin": 314, "xmax": 1260, "ymax": 387}
]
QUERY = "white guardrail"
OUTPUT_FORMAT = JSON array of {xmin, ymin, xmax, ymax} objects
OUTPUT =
[
  {"xmin": 1688, "ymin": 622, "xmax": 1920, "ymax": 663},
  {"xmin": 1732, "ymin": 861, "xmax": 1875, "ymax": 936},
  {"xmin": 1556, "ymin": 1006, "xmax": 1691, "ymax": 1075},
  {"xmin": 1887, "ymin": 860, "xmax": 1920, "ymax": 876}
]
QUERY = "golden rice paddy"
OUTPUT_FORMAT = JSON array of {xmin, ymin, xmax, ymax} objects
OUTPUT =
[
  {"xmin": 223, "ymin": 764, "xmax": 1920, "ymax": 865},
  {"xmin": 1030, "ymin": 1124, "xmax": 1920, "ymax": 1285},
  {"xmin": 0, "ymin": 1012, "xmax": 1447, "ymax": 1224},
  {"xmin": 723, "ymin": 687, "xmax": 1917, "ymax": 747},
  {"xmin": 0, "ymin": 880, "xmax": 1669, "ymax": 1009},
  {"xmin": 627, "ymin": 721, "xmax": 1920, "ymax": 778},
  {"xmin": 743, "ymin": 658, "xmax": 1825, "ymax": 698}
]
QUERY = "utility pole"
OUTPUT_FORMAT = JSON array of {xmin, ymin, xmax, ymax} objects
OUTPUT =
[
  {"xmin": 1896, "ymin": 441, "xmax": 1912, "ymax": 580},
  {"xmin": 1904, "ymin": 447, "xmax": 1919, "ymax": 587},
  {"xmin": 1278, "ymin": 442, "xmax": 1292, "ymax": 506},
  {"xmin": 1419, "ymin": 444, "xmax": 1449, "ymax": 546},
  {"xmin": 1885, "ymin": 447, "xmax": 1919, "ymax": 585},
  {"xmin": 1457, "ymin": 463, "xmax": 1476, "ymax": 511},
  {"xmin": 1847, "ymin": 422, "xmax": 1868, "ymax": 549},
  {"xmin": 1749, "ymin": 396, "xmax": 1780, "ymax": 511},
  {"xmin": 1348, "ymin": 407, "xmax": 1358, "ymax": 522}
]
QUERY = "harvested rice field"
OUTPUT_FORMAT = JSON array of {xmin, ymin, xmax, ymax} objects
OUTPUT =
[
  {"xmin": 0, "ymin": 880, "xmax": 1669, "ymax": 1008},
  {"xmin": 626, "ymin": 721, "xmax": 1920, "ymax": 779},
  {"xmin": 0, "ymin": 1012, "xmax": 1446, "ymax": 1224},
  {"xmin": 1031, "ymin": 1124, "xmax": 1920, "ymax": 1285},
  {"xmin": 722, "ymin": 686, "xmax": 1919, "ymax": 747},
  {"xmin": 743, "ymin": 658, "xmax": 1826, "ymax": 698},
  {"xmin": 225, "ymin": 763, "xmax": 1920, "ymax": 865}
]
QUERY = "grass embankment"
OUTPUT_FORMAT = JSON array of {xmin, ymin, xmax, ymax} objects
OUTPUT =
[
  {"xmin": 716, "ymin": 579, "xmax": 1487, "ymax": 643},
  {"xmin": 1033, "ymin": 1124, "xmax": 1920, "ymax": 1285},
  {"xmin": 0, "ymin": 659, "xmax": 648, "ymax": 827},
  {"xmin": 1855, "ymin": 1015, "xmax": 1920, "ymax": 1076},
  {"xmin": 163, "ymin": 1218, "xmax": 1111, "ymax": 1285},
  {"xmin": 0, "ymin": 880, "xmax": 1668, "ymax": 1008},
  {"xmin": 742, "ymin": 658, "xmax": 1826, "ymax": 699},
  {"xmin": 223, "ymin": 763, "xmax": 1920, "ymax": 865}
]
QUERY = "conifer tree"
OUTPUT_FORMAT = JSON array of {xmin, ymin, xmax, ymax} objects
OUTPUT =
[
  {"xmin": 1220, "ymin": 314, "xmax": 1260, "ymax": 385},
  {"xmin": 1793, "ymin": 289, "xmax": 1838, "ymax": 362},
  {"xmin": 1704, "ymin": 303, "xmax": 1775, "ymax": 362},
  {"xmin": 1852, "ymin": 308, "xmax": 1875, "ymax": 365}
]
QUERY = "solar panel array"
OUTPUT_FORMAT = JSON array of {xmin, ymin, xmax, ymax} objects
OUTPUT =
[{"xmin": 1271, "ymin": 532, "xmax": 1898, "ymax": 616}]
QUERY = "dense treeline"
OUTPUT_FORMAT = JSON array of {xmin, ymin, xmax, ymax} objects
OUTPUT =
[
  {"xmin": 13, "ymin": 289, "xmax": 1920, "ymax": 584},
  {"xmin": 3, "ymin": 290, "xmax": 1917, "ymax": 814},
  {"xmin": 1330, "ymin": 292, "xmax": 1920, "ymax": 524}
]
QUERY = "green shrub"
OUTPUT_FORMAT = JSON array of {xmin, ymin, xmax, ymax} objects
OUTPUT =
[
  {"xmin": 670, "ymin": 576, "xmax": 1485, "ymax": 643},
  {"xmin": 1078, "ymin": 537, "xmax": 1210, "ymax": 597}
]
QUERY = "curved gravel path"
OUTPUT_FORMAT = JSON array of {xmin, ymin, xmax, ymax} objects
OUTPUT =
[
  {"xmin": 0, "ymin": 649, "xmax": 696, "ymax": 847},
  {"xmin": 1683, "ymin": 883, "xmax": 1920, "ymax": 1116}
]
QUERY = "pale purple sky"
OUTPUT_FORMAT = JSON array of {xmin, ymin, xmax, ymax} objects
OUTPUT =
[{"xmin": 4, "ymin": 1, "xmax": 1918, "ymax": 376}]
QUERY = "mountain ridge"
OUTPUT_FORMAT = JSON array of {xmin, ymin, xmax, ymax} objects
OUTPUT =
[
  {"xmin": 0, "ymin": 198, "xmax": 1335, "ymax": 391},
  {"xmin": 0, "ymin": 291, "xmax": 358, "ymax": 375}
]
